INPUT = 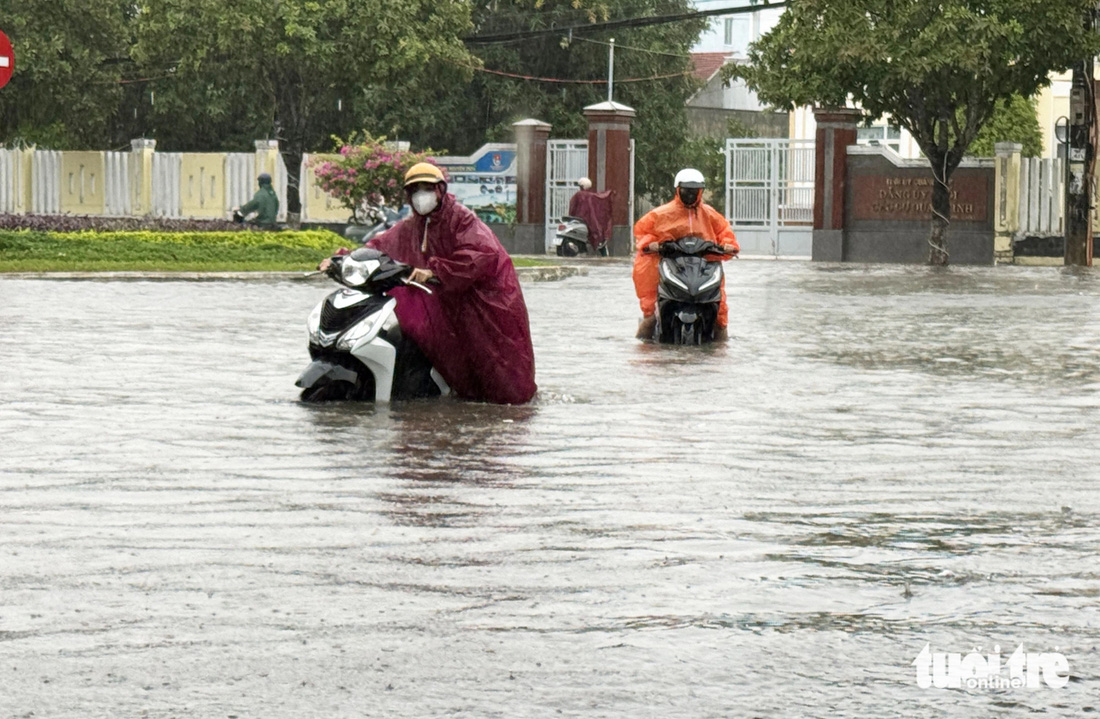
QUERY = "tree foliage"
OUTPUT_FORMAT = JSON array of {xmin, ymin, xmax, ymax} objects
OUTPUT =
[
  {"xmin": 0, "ymin": 0, "xmax": 132, "ymax": 148},
  {"xmin": 0, "ymin": 0, "xmax": 708, "ymax": 219},
  {"xmin": 424, "ymin": 0, "xmax": 708, "ymax": 205},
  {"xmin": 729, "ymin": 0, "xmax": 1100, "ymax": 264},
  {"xmin": 967, "ymin": 94, "xmax": 1043, "ymax": 158},
  {"xmin": 128, "ymin": 0, "xmax": 474, "ymax": 210}
]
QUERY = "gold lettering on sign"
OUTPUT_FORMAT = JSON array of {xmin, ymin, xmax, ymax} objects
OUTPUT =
[{"xmin": 853, "ymin": 174, "xmax": 988, "ymax": 222}]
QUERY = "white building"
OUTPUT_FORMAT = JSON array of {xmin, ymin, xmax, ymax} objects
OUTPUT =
[{"xmin": 691, "ymin": 0, "xmax": 783, "ymax": 56}]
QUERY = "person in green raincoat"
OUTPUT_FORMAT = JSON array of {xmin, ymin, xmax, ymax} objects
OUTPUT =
[{"xmin": 233, "ymin": 173, "xmax": 279, "ymax": 228}]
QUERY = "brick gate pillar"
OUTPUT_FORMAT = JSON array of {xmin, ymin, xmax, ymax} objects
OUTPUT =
[
  {"xmin": 812, "ymin": 107, "xmax": 862, "ymax": 261},
  {"xmin": 512, "ymin": 119, "xmax": 552, "ymax": 254},
  {"xmin": 583, "ymin": 101, "xmax": 635, "ymax": 256}
]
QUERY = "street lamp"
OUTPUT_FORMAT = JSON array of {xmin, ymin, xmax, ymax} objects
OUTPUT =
[{"xmin": 1055, "ymin": 116, "xmax": 1070, "ymax": 153}]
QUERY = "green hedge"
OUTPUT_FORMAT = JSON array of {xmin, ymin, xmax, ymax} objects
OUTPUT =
[{"xmin": 0, "ymin": 229, "xmax": 355, "ymax": 272}]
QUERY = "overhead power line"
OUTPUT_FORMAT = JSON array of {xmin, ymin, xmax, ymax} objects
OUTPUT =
[
  {"xmin": 464, "ymin": 1, "xmax": 788, "ymax": 45},
  {"xmin": 572, "ymin": 36, "xmax": 692, "ymax": 59},
  {"xmin": 466, "ymin": 64, "xmax": 694, "ymax": 84}
]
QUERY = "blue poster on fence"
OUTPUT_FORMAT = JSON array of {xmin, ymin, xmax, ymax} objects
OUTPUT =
[{"xmin": 436, "ymin": 144, "xmax": 517, "ymax": 217}]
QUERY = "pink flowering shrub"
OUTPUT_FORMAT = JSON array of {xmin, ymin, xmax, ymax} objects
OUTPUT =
[{"xmin": 311, "ymin": 134, "xmax": 441, "ymax": 215}]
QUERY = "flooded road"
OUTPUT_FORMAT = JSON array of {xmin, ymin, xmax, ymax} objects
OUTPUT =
[{"xmin": 1, "ymin": 262, "xmax": 1099, "ymax": 717}]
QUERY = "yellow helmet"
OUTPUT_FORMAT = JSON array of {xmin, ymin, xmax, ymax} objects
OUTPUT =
[{"xmin": 403, "ymin": 162, "xmax": 445, "ymax": 187}]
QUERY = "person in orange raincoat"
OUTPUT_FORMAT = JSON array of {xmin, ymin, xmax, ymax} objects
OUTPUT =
[{"xmin": 632, "ymin": 168, "xmax": 739, "ymax": 341}]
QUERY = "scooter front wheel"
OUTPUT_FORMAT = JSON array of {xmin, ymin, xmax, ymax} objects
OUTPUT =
[
  {"xmin": 680, "ymin": 322, "xmax": 698, "ymax": 345},
  {"xmin": 300, "ymin": 381, "xmax": 355, "ymax": 402}
]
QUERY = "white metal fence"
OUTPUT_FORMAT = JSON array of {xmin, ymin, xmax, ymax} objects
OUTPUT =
[
  {"xmin": 104, "ymin": 151, "xmax": 131, "ymax": 216},
  {"xmin": 0, "ymin": 149, "xmax": 20, "ymax": 213},
  {"xmin": 725, "ymin": 138, "xmax": 815, "ymax": 257},
  {"xmin": 2, "ymin": 147, "xmax": 288, "ymax": 221},
  {"xmin": 1018, "ymin": 157, "xmax": 1064, "ymax": 237},
  {"xmin": 546, "ymin": 139, "xmax": 589, "ymax": 250},
  {"xmin": 225, "ymin": 153, "xmax": 257, "ymax": 218},
  {"xmin": 32, "ymin": 150, "xmax": 62, "ymax": 215},
  {"xmin": 152, "ymin": 152, "xmax": 182, "ymax": 218}
]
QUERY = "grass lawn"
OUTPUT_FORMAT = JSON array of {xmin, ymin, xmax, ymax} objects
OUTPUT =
[{"xmin": 0, "ymin": 230, "xmax": 553, "ymax": 272}]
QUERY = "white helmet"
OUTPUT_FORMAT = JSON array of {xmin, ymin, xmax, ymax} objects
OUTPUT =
[
  {"xmin": 674, "ymin": 168, "xmax": 705, "ymax": 189},
  {"xmin": 576, "ymin": 177, "xmax": 593, "ymax": 189}
]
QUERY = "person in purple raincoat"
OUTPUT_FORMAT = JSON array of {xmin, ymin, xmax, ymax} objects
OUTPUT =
[
  {"xmin": 326, "ymin": 162, "xmax": 537, "ymax": 404},
  {"xmin": 567, "ymin": 177, "xmax": 614, "ymax": 253}
]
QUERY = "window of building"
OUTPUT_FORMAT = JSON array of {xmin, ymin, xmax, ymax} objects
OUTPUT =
[
  {"xmin": 857, "ymin": 124, "xmax": 902, "ymax": 153},
  {"xmin": 724, "ymin": 18, "xmax": 734, "ymax": 46}
]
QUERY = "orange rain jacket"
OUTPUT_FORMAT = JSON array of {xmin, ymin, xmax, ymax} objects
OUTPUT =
[{"xmin": 632, "ymin": 196, "xmax": 738, "ymax": 327}]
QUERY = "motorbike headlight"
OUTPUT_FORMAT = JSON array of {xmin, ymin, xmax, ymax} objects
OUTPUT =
[
  {"xmin": 307, "ymin": 300, "xmax": 324, "ymax": 344},
  {"xmin": 336, "ymin": 313, "xmax": 382, "ymax": 350},
  {"xmin": 659, "ymin": 259, "xmax": 689, "ymax": 290},
  {"xmin": 340, "ymin": 257, "xmax": 370, "ymax": 286},
  {"xmin": 340, "ymin": 257, "xmax": 383, "ymax": 287},
  {"xmin": 699, "ymin": 269, "xmax": 722, "ymax": 291}
]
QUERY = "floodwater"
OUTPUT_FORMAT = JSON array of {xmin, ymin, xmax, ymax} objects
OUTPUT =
[{"xmin": 1, "ymin": 261, "xmax": 1099, "ymax": 718}]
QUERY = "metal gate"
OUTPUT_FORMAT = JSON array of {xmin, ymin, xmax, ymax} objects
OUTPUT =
[
  {"xmin": 725, "ymin": 139, "xmax": 815, "ymax": 257},
  {"xmin": 546, "ymin": 140, "xmax": 589, "ymax": 251},
  {"xmin": 545, "ymin": 138, "xmax": 634, "ymax": 252}
]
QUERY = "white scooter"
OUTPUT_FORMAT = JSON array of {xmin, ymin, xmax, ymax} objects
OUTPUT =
[
  {"xmin": 552, "ymin": 216, "xmax": 609, "ymax": 257},
  {"xmin": 296, "ymin": 248, "xmax": 450, "ymax": 402}
]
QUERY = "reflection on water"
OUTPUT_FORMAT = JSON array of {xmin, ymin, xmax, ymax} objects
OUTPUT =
[{"xmin": 1, "ymin": 263, "xmax": 1099, "ymax": 717}]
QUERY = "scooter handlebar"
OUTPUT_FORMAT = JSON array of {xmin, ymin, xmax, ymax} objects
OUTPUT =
[{"xmin": 644, "ymin": 240, "xmax": 737, "ymax": 257}]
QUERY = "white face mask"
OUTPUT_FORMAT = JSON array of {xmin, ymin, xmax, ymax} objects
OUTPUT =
[{"xmin": 411, "ymin": 189, "xmax": 439, "ymax": 216}]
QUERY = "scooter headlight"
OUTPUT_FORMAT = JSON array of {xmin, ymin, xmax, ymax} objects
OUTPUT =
[
  {"xmin": 336, "ymin": 313, "xmax": 383, "ymax": 350},
  {"xmin": 659, "ymin": 259, "xmax": 689, "ymax": 290},
  {"xmin": 699, "ymin": 268, "xmax": 722, "ymax": 292},
  {"xmin": 340, "ymin": 257, "xmax": 379, "ymax": 287},
  {"xmin": 307, "ymin": 300, "xmax": 324, "ymax": 344}
]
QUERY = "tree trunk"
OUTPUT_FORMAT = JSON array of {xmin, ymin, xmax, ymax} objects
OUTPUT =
[
  {"xmin": 928, "ymin": 170, "xmax": 951, "ymax": 265},
  {"xmin": 925, "ymin": 119, "xmax": 954, "ymax": 266}
]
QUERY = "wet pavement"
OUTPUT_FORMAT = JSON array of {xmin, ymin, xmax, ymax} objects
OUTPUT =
[{"xmin": 1, "ymin": 262, "xmax": 1099, "ymax": 718}]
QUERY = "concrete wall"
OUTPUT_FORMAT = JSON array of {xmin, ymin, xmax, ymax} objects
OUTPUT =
[
  {"xmin": 299, "ymin": 154, "xmax": 350, "ymax": 223},
  {"xmin": 60, "ymin": 152, "xmax": 106, "ymax": 215},
  {"xmin": 6, "ymin": 142, "xmax": 288, "ymax": 221},
  {"xmin": 824, "ymin": 146, "xmax": 996, "ymax": 264},
  {"xmin": 687, "ymin": 107, "xmax": 789, "ymax": 139},
  {"xmin": 179, "ymin": 154, "xmax": 226, "ymax": 219}
]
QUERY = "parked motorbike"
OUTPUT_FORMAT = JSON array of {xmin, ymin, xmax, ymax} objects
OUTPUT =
[
  {"xmin": 553, "ymin": 216, "xmax": 608, "ymax": 257},
  {"xmin": 647, "ymin": 237, "xmax": 732, "ymax": 345},
  {"xmin": 344, "ymin": 204, "xmax": 408, "ymax": 245},
  {"xmin": 296, "ymin": 247, "xmax": 450, "ymax": 402}
]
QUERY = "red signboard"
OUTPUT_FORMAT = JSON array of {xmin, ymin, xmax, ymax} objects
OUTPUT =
[
  {"xmin": 851, "ymin": 173, "xmax": 989, "ymax": 223},
  {"xmin": 0, "ymin": 30, "xmax": 13, "ymax": 90}
]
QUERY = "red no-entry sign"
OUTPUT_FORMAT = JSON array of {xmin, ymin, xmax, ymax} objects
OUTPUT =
[{"xmin": 0, "ymin": 30, "xmax": 13, "ymax": 90}]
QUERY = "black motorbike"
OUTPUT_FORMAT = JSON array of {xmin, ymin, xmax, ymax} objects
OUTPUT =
[
  {"xmin": 296, "ymin": 247, "xmax": 449, "ymax": 402},
  {"xmin": 649, "ymin": 237, "xmax": 731, "ymax": 345}
]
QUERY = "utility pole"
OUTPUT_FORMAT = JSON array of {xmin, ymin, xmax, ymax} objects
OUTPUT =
[
  {"xmin": 1065, "ymin": 12, "xmax": 1097, "ymax": 266},
  {"xmin": 607, "ymin": 38, "xmax": 615, "ymax": 103}
]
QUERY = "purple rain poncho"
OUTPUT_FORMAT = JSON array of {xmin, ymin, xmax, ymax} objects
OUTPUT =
[{"xmin": 367, "ymin": 191, "xmax": 537, "ymax": 404}]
